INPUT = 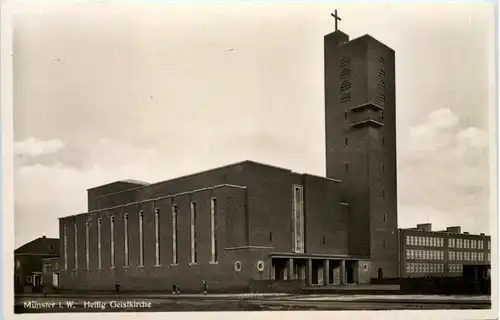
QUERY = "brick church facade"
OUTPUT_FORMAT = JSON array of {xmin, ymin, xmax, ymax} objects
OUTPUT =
[{"xmin": 58, "ymin": 27, "xmax": 399, "ymax": 292}]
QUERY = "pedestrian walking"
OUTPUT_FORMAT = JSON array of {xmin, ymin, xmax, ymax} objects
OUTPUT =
[
  {"xmin": 114, "ymin": 281, "xmax": 121, "ymax": 298},
  {"xmin": 202, "ymin": 280, "xmax": 208, "ymax": 295},
  {"xmin": 40, "ymin": 283, "xmax": 46, "ymax": 298},
  {"xmin": 172, "ymin": 284, "xmax": 177, "ymax": 295}
]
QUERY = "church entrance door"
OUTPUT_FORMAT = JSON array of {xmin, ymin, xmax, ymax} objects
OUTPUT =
[{"xmin": 346, "ymin": 267, "xmax": 355, "ymax": 284}]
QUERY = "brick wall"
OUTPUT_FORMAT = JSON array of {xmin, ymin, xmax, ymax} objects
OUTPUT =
[
  {"xmin": 88, "ymin": 181, "xmax": 147, "ymax": 211},
  {"xmin": 60, "ymin": 185, "xmax": 262, "ymax": 292},
  {"xmin": 60, "ymin": 161, "xmax": 356, "ymax": 291},
  {"xmin": 303, "ymin": 174, "xmax": 348, "ymax": 255},
  {"xmin": 324, "ymin": 33, "xmax": 399, "ymax": 279},
  {"xmin": 93, "ymin": 163, "xmax": 248, "ymax": 210}
]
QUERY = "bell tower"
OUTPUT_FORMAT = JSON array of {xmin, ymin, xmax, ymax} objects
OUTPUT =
[{"xmin": 324, "ymin": 13, "xmax": 399, "ymax": 279}]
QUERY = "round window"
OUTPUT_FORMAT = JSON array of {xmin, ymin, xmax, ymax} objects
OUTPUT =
[
  {"xmin": 234, "ymin": 261, "xmax": 242, "ymax": 272},
  {"xmin": 257, "ymin": 260, "xmax": 265, "ymax": 272},
  {"xmin": 363, "ymin": 264, "xmax": 368, "ymax": 271}
]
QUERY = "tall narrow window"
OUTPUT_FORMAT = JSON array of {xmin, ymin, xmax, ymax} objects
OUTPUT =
[
  {"xmin": 124, "ymin": 214, "xmax": 129, "ymax": 267},
  {"xmin": 110, "ymin": 216, "xmax": 115, "ymax": 268},
  {"xmin": 293, "ymin": 185, "xmax": 305, "ymax": 253},
  {"xmin": 85, "ymin": 221, "xmax": 90, "ymax": 270},
  {"xmin": 64, "ymin": 224, "xmax": 68, "ymax": 270},
  {"xmin": 139, "ymin": 211, "xmax": 144, "ymax": 266},
  {"xmin": 97, "ymin": 218, "xmax": 102, "ymax": 269},
  {"xmin": 344, "ymin": 111, "xmax": 348, "ymax": 120},
  {"xmin": 345, "ymin": 137, "xmax": 348, "ymax": 146},
  {"xmin": 345, "ymin": 163, "xmax": 349, "ymax": 172},
  {"xmin": 155, "ymin": 209, "xmax": 160, "ymax": 266},
  {"xmin": 210, "ymin": 199, "xmax": 218, "ymax": 263},
  {"xmin": 74, "ymin": 223, "xmax": 78, "ymax": 270},
  {"xmin": 172, "ymin": 205, "xmax": 178, "ymax": 265},
  {"xmin": 190, "ymin": 202, "xmax": 197, "ymax": 264}
]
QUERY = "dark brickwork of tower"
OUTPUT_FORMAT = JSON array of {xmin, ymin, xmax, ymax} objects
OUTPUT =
[{"xmin": 324, "ymin": 30, "xmax": 399, "ymax": 279}]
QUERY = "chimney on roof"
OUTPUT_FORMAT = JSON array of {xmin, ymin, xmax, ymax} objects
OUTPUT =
[
  {"xmin": 416, "ymin": 223, "xmax": 432, "ymax": 232},
  {"xmin": 446, "ymin": 226, "xmax": 461, "ymax": 233},
  {"xmin": 464, "ymin": 232, "xmax": 469, "ymax": 235},
  {"xmin": 480, "ymin": 233, "xmax": 485, "ymax": 236},
  {"xmin": 42, "ymin": 235, "xmax": 46, "ymax": 239}
]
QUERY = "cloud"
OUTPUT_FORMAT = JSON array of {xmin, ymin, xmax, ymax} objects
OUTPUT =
[
  {"xmin": 14, "ymin": 139, "xmax": 163, "ymax": 247},
  {"xmin": 428, "ymin": 108, "xmax": 459, "ymax": 129},
  {"xmin": 398, "ymin": 108, "xmax": 491, "ymax": 235},
  {"xmin": 406, "ymin": 108, "xmax": 459, "ymax": 154},
  {"xmin": 14, "ymin": 137, "xmax": 65, "ymax": 157}
]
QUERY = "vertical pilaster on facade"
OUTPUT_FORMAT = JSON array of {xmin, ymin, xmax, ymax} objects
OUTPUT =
[
  {"xmin": 307, "ymin": 259, "xmax": 313, "ymax": 285},
  {"xmin": 324, "ymin": 260, "xmax": 330, "ymax": 285},
  {"xmin": 340, "ymin": 260, "xmax": 346, "ymax": 285},
  {"xmin": 288, "ymin": 258, "xmax": 295, "ymax": 280}
]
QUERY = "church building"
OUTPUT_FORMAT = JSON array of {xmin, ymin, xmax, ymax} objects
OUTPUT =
[{"xmin": 58, "ymin": 17, "xmax": 399, "ymax": 292}]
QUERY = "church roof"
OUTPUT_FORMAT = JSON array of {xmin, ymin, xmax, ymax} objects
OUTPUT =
[
  {"xmin": 15, "ymin": 236, "xmax": 59, "ymax": 256},
  {"xmin": 119, "ymin": 179, "xmax": 149, "ymax": 185},
  {"xmin": 102, "ymin": 160, "xmax": 341, "ymax": 195},
  {"xmin": 87, "ymin": 179, "xmax": 149, "ymax": 191}
]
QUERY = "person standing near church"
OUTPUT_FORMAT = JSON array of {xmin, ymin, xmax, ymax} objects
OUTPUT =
[
  {"xmin": 39, "ymin": 283, "xmax": 46, "ymax": 298},
  {"xmin": 114, "ymin": 281, "xmax": 121, "ymax": 298},
  {"xmin": 202, "ymin": 280, "xmax": 208, "ymax": 295}
]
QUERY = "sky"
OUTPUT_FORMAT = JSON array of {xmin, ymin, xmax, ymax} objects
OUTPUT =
[{"xmin": 9, "ymin": 1, "xmax": 495, "ymax": 247}]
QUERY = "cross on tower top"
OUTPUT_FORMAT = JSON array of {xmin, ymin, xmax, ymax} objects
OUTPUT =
[{"xmin": 331, "ymin": 9, "xmax": 342, "ymax": 31}]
